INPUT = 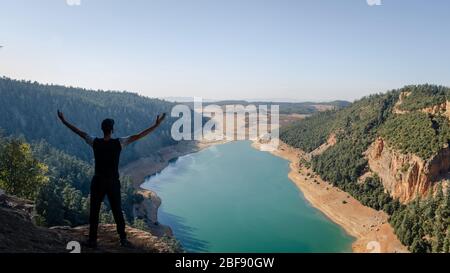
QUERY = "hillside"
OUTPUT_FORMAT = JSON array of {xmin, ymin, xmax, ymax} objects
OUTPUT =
[
  {"xmin": 0, "ymin": 76, "xmax": 177, "ymax": 165},
  {"xmin": 0, "ymin": 192, "xmax": 180, "ymax": 253},
  {"xmin": 280, "ymin": 85, "xmax": 450, "ymax": 253},
  {"xmin": 0, "ymin": 77, "xmax": 192, "ymax": 241}
]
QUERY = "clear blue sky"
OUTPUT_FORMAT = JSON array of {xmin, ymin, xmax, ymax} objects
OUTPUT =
[{"xmin": 1, "ymin": 0, "xmax": 449, "ymax": 101}]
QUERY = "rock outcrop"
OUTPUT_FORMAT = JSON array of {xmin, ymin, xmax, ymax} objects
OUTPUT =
[
  {"xmin": 307, "ymin": 133, "xmax": 337, "ymax": 160},
  {"xmin": 366, "ymin": 137, "xmax": 449, "ymax": 203},
  {"xmin": 392, "ymin": 91, "xmax": 411, "ymax": 114},
  {"xmin": 420, "ymin": 101, "xmax": 450, "ymax": 120},
  {"xmin": 0, "ymin": 193, "xmax": 181, "ymax": 253},
  {"xmin": 393, "ymin": 91, "xmax": 450, "ymax": 120},
  {"xmin": 121, "ymin": 141, "xmax": 204, "ymax": 237},
  {"xmin": 133, "ymin": 189, "xmax": 173, "ymax": 237}
]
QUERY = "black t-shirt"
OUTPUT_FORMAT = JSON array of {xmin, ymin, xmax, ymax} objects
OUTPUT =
[
  {"xmin": 84, "ymin": 135, "xmax": 131, "ymax": 179},
  {"xmin": 93, "ymin": 138, "xmax": 121, "ymax": 178}
]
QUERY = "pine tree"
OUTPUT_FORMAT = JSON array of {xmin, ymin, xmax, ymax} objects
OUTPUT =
[
  {"xmin": 35, "ymin": 181, "xmax": 65, "ymax": 226},
  {"xmin": 443, "ymin": 229, "xmax": 450, "ymax": 253},
  {"xmin": 433, "ymin": 227, "xmax": 444, "ymax": 253},
  {"xmin": 410, "ymin": 237, "xmax": 428, "ymax": 253}
]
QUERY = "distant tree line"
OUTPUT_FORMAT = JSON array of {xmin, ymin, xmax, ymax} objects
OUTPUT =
[{"xmin": 183, "ymin": 100, "xmax": 350, "ymax": 115}]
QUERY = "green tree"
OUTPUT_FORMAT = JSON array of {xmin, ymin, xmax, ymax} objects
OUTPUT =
[
  {"xmin": 443, "ymin": 230, "xmax": 450, "ymax": 253},
  {"xmin": 0, "ymin": 138, "xmax": 48, "ymax": 199},
  {"xmin": 35, "ymin": 181, "xmax": 66, "ymax": 226},
  {"xmin": 410, "ymin": 237, "xmax": 430, "ymax": 253}
]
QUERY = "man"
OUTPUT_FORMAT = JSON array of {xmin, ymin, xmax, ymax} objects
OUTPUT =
[{"xmin": 57, "ymin": 110, "xmax": 166, "ymax": 248}]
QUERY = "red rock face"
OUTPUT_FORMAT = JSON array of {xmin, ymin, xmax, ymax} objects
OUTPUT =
[
  {"xmin": 366, "ymin": 137, "xmax": 448, "ymax": 203},
  {"xmin": 307, "ymin": 133, "xmax": 337, "ymax": 160},
  {"xmin": 420, "ymin": 101, "xmax": 450, "ymax": 119}
]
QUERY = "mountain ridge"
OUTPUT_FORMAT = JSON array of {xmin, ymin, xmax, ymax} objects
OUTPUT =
[{"xmin": 280, "ymin": 84, "xmax": 450, "ymax": 253}]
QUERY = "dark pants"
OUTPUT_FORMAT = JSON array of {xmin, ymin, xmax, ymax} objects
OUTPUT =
[{"xmin": 89, "ymin": 175, "xmax": 126, "ymax": 242}]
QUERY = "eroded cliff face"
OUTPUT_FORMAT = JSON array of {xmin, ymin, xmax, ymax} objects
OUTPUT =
[
  {"xmin": 421, "ymin": 101, "xmax": 450, "ymax": 120},
  {"xmin": 393, "ymin": 91, "xmax": 411, "ymax": 114},
  {"xmin": 394, "ymin": 90, "xmax": 450, "ymax": 120},
  {"xmin": 366, "ymin": 137, "xmax": 449, "ymax": 203},
  {"xmin": 306, "ymin": 133, "xmax": 337, "ymax": 160},
  {"xmin": 133, "ymin": 189, "xmax": 173, "ymax": 237}
]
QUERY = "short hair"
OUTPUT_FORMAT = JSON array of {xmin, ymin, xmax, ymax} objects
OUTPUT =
[{"xmin": 101, "ymin": 118, "xmax": 115, "ymax": 134}]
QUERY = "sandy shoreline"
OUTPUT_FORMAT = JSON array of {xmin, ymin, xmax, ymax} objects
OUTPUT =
[{"xmin": 252, "ymin": 140, "xmax": 408, "ymax": 253}]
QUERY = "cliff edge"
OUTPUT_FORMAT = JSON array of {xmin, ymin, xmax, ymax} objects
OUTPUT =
[
  {"xmin": 0, "ymin": 191, "xmax": 181, "ymax": 253},
  {"xmin": 366, "ymin": 137, "xmax": 449, "ymax": 203}
]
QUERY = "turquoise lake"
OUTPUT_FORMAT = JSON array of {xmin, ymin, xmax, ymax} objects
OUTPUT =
[{"xmin": 142, "ymin": 141, "xmax": 354, "ymax": 253}]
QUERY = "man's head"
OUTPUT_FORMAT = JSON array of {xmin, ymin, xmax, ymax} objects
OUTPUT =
[{"xmin": 101, "ymin": 118, "xmax": 115, "ymax": 135}]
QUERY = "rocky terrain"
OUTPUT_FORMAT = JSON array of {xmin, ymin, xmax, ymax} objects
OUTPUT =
[
  {"xmin": 394, "ymin": 91, "xmax": 450, "ymax": 119},
  {"xmin": 367, "ymin": 90, "xmax": 450, "ymax": 202},
  {"xmin": 280, "ymin": 85, "xmax": 450, "ymax": 252},
  {"xmin": 0, "ymin": 191, "xmax": 181, "ymax": 253},
  {"xmin": 367, "ymin": 137, "xmax": 450, "ymax": 203}
]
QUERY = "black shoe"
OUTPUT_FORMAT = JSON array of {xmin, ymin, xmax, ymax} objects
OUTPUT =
[
  {"xmin": 120, "ymin": 238, "xmax": 133, "ymax": 248},
  {"xmin": 83, "ymin": 239, "xmax": 97, "ymax": 249}
]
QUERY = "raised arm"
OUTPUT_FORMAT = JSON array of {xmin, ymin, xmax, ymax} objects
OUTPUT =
[
  {"xmin": 57, "ymin": 110, "xmax": 89, "ymax": 140},
  {"xmin": 126, "ymin": 113, "xmax": 166, "ymax": 145}
]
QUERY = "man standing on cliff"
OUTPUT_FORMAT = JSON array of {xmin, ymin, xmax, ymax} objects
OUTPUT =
[{"xmin": 57, "ymin": 110, "xmax": 166, "ymax": 248}]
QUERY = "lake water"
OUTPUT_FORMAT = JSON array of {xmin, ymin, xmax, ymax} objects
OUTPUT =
[{"xmin": 142, "ymin": 141, "xmax": 354, "ymax": 253}]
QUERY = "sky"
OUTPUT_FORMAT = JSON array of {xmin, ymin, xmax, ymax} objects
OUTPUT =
[{"xmin": 0, "ymin": 0, "xmax": 450, "ymax": 101}]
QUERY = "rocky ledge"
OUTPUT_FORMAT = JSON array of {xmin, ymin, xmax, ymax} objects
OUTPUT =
[{"xmin": 0, "ymin": 192, "xmax": 181, "ymax": 253}]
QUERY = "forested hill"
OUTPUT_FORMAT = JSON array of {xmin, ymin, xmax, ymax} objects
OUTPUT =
[
  {"xmin": 280, "ymin": 84, "xmax": 450, "ymax": 253},
  {"xmin": 0, "ymin": 76, "xmax": 183, "ymax": 229},
  {"xmin": 0, "ymin": 77, "xmax": 177, "ymax": 165}
]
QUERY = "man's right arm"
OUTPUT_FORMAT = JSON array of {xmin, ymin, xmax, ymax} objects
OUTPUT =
[{"xmin": 57, "ymin": 110, "xmax": 92, "ymax": 145}]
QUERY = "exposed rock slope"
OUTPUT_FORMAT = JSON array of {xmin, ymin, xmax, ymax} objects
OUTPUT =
[
  {"xmin": 0, "ymin": 192, "xmax": 180, "ymax": 253},
  {"xmin": 366, "ymin": 138, "xmax": 449, "ymax": 203},
  {"xmin": 366, "ymin": 91, "xmax": 450, "ymax": 202}
]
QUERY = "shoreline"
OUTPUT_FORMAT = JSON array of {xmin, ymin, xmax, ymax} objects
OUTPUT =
[
  {"xmin": 120, "ymin": 139, "xmax": 226, "ymax": 237},
  {"xmin": 252, "ymin": 140, "xmax": 408, "ymax": 253},
  {"xmin": 122, "ymin": 136, "xmax": 407, "ymax": 253}
]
